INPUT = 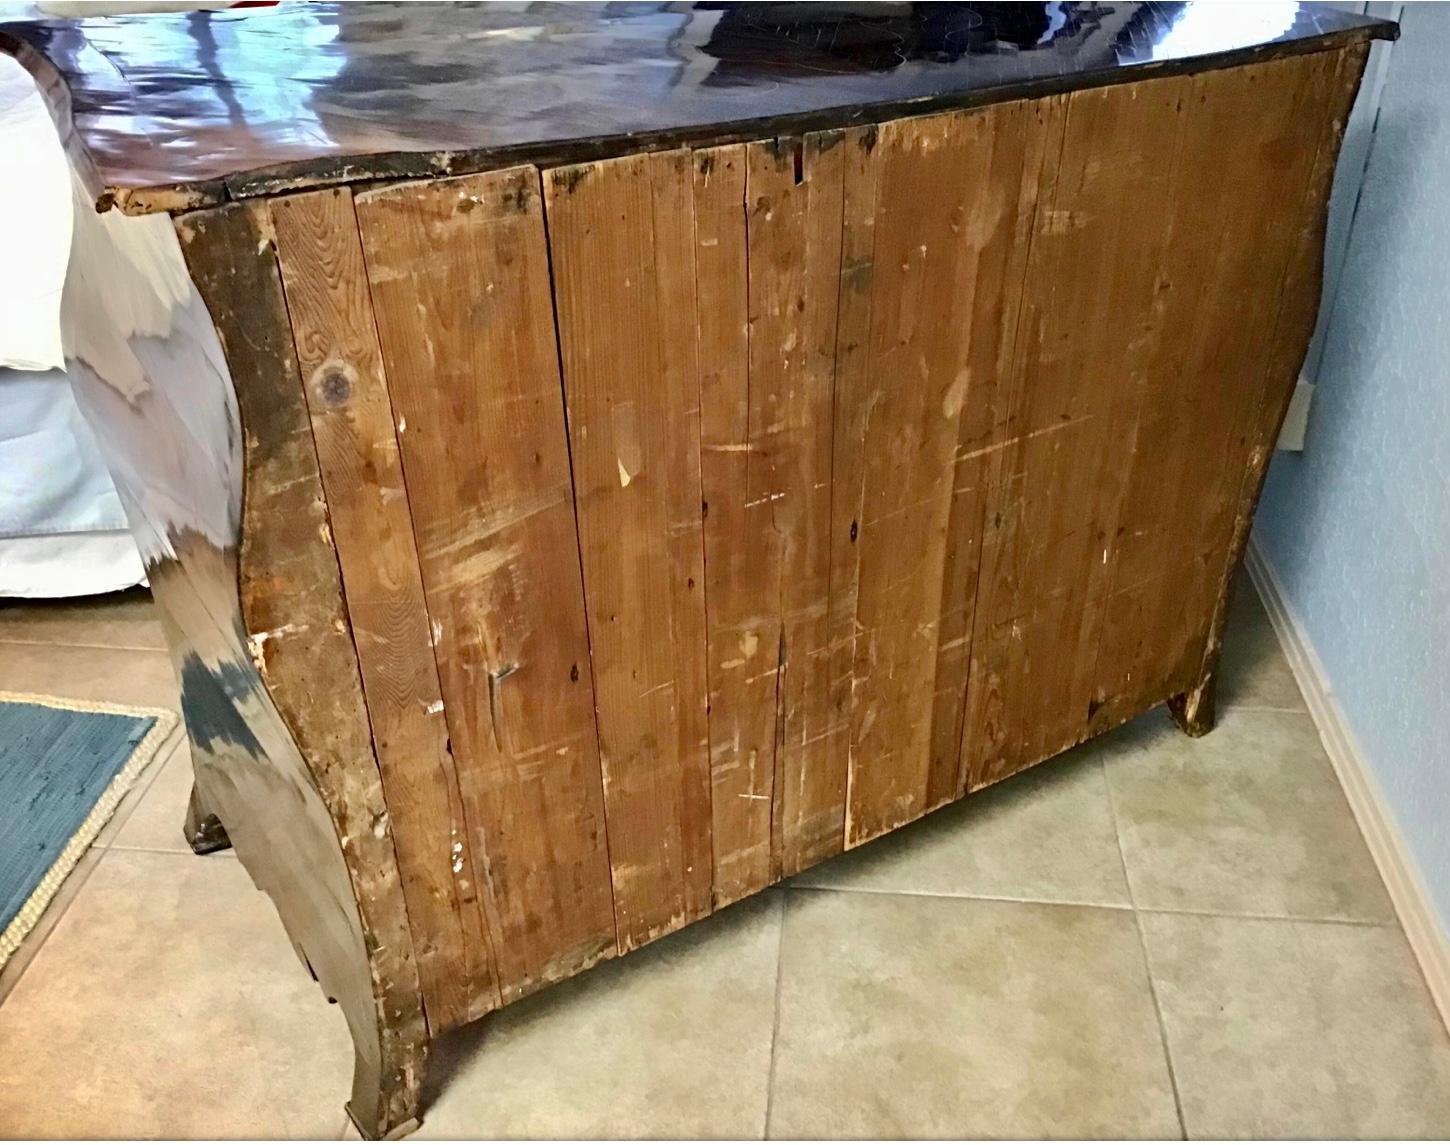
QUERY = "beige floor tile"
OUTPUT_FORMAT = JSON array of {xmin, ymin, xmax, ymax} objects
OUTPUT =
[
  {"xmin": 111, "ymin": 737, "xmax": 208, "ymax": 855},
  {"xmin": 1104, "ymin": 707, "xmax": 1394, "ymax": 922},
  {"xmin": 1218, "ymin": 583, "xmax": 1306, "ymax": 713},
  {"xmin": 0, "ymin": 849, "xmax": 353, "ymax": 1138},
  {"xmin": 0, "ymin": 640, "xmax": 180, "ymax": 712},
  {"xmin": 0, "ymin": 848, "xmax": 103, "ymax": 1008},
  {"xmin": 1, "ymin": 694, "xmax": 180, "ymax": 1003},
  {"xmin": 0, "ymin": 588, "xmax": 166, "ymax": 651},
  {"xmin": 97, "ymin": 742, "xmax": 183, "ymax": 861},
  {"xmin": 1141, "ymin": 911, "xmax": 1450, "ymax": 1138},
  {"xmin": 768, "ymin": 890, "xmax": 1179, "ymax": 1139},
  {"xmin": 793, "ymin": 751, "xmax": 1130, "ymax": 906},
  {"xmin": 412, "ymin": 892, "xmax": 783, "ymax": 1139}
]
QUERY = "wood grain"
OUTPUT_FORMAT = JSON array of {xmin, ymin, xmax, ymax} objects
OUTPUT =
[
  {"xmin": 354, "ymin": 167, "xmax": 618, "ymax": 1002},
  {"xmin": 961, "ymin": 74, "xmax": 1196, "ymax": 792},
  {"xmin": 769, "ymin": 134, "xmax": 847, "ymax": 877},
  {"xmin": 838, "ymin": 103, "xmax": 1051, "ymax": 846},
  {"xmin": 1172, "ymin": 45, "xmax": 1369, "ymax": 729},
  {"xmin": 1089, "ymin": 52, "xmax": 1356, "ymax": 735},
  {"xmin": 177, "ymin": 200, "xmax": 428, "ymax": 1129},
  {"xmin": 959, "ymin": 50, "xmax": 1367, "ymax": 790},
  {"xmin": 270, "ymin": 187, "xmax": 500, "ymax": 1027},
  {"xmin": 544, "ymin": 151, "xmax": 713, "ymax": 951},
  {"xmin": 89, "ymin": 38, "xmax": 1372, "ymax": 1141},
  {"xmin": 823, "ymin": 124, "xmax": 881, "ymax": 864},
  {"xmin": 691, "ymin": 143, "xmax": 775, "ymax": 901},
  {"xmin": 693, "ymin": 135, "xmax": 845, "ymax": 897}
]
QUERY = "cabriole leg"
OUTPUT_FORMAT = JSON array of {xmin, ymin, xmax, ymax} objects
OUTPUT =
[
  {"xmin": 183, "ymin": 781, "xmax": 232, "ymax": 854},
  {"xmin": 1169, "ymin": 671, "xmax": 1217, "ymax": 738},
  {"xmin": 345, "ymin": 1037, "xmax": 427, "ymax": 1141}
]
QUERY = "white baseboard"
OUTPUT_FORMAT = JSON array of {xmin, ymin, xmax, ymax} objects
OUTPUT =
[{"xmin": 1244, "ymin": 538, "xmax": 1450, "ymax": 1032}]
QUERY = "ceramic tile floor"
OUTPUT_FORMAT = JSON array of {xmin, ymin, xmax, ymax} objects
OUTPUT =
[{"xmin": 2, "ymin": 585, "xmax": 1449, "ymax": 1139}]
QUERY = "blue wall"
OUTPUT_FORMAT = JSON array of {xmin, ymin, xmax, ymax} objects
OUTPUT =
[{"xmin": 1256, "ymin": 2, "xmax": 1450, "ymax": 928}]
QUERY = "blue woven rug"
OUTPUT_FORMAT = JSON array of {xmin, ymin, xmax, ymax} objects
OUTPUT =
[{"xmin": 0, "ymin": 692, "xmax": 176, "ymax": 967}]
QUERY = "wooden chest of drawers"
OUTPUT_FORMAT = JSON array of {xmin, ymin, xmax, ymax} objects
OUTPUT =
[{"xmin": 2, "ymin": 2, "xmax": 1393, "ymax": 1135}]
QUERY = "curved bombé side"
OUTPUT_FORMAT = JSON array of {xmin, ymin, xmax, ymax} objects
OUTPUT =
[{"xmin": 21, "ymin": 51, "xmax": 431, "ymax": 1135}]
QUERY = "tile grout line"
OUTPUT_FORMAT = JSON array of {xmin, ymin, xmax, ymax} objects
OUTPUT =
[
  {"xmin": 0, "ymin": 636, "xmax": 170, "ymax": 655},
  {"xmin": 761, "ymin": 889, "xmax": 790, "ymax": 1141},
  {"xmin": 97, "ymin": 727, "xmax": 187, "ymax": 851},
  {"xmin": 789, "ymin": 880, "xmax": 1134, "ymax": 912},
  {"xmin": 1100, "ymin": 756, "xmax": 1189, "ymax": 1141},
  {"xmin": 0, "ymin": 849, "xmax": 105, "ymax": 1006},
  {"xmin": 784, "ymin": 879, "xmax": 1398, "ymax": 929},
  {"xmin": 0, "ymin": 717, "xmax": 184, "ymax": 1003},
  {"xmin": 1130, "ymin": 908, "xmax": 1189, "ymax": 1142},
  {"xmin": 107, "ymin": 844, "xmax": 239, "ymax": 860}
]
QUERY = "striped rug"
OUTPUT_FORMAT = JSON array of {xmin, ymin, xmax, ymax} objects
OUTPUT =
[{"xmin": 0, "ymin": 692, "xmax": 177, "ymax": 968}]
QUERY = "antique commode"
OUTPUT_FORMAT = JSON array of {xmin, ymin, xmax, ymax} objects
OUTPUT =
[{"xmin": 1, "ymin": 2, "xmax": 1395, "ymax": 1136}]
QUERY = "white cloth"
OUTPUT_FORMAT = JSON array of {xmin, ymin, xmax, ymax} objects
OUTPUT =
[{"xmin": 0, "ymin": 54, "xmax": 143, "ymax": 596}]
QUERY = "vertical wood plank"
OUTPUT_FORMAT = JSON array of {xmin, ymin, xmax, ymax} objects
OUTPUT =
[
  {"xmin": 927, "ymin": 97, "xmax": 1060, "ymax": 809},
  {"xmin": 693, "ymin": 135, "xmax": 845, "ymax": 896},
  {"xmin": 772, "ymin": 133, "xmax": 847, "ymax": 877},
  {"xmin": 961, "ymin": 75, "xmax": 1196, "ymax": 792},
  {"xmin": 840, "ymin": 104, "xmax": 1047, "ymax": 847},
  {"xmin": 824, "ymin": 124, "xmax": 882, "ymax": 862},
  {"xmin": 545, "ymin": 150, "xmax": 713, "ymax": 950},
  {"xmin": 270, "ymin": 187, "xmax": 500, "ymax": 1027},
  {"xmin": 653, "ymin": 154, "xmax": 717, "ymax": 926},
  {"xmin": 692, "ymin": 143, "xmax": 775, "ymax": 901},
  {"xmin": 354, "ymin": 167, "xmax": 617, "ymax": 1001},
  {"xmin": 1088, "ymin": 53, "xmax": 1355, "ymax": 732},
  {"xmin": 1171, "ymin": 46, "xmax": 1369, "ymax": 719}
]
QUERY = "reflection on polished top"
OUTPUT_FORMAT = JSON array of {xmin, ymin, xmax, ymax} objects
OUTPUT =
[{"xmin": 0, "ymin": 1, "xmax": 1395, "ymax": 213}]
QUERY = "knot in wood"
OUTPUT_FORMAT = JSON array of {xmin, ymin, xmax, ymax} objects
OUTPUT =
[{"xmin": 317, "ymin": 365, "xmax": 353, "ymax": 406}]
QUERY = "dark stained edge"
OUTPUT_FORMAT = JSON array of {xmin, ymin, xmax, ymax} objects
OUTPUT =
[{"xmin": 2, "ymin": 17, "xmax": 1396, "ymax": 217}]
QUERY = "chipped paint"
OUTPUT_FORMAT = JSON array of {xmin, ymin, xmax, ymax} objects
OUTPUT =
[{"xmin": 246, "ymin": 622, "xmax": 304, "ymax": 669}]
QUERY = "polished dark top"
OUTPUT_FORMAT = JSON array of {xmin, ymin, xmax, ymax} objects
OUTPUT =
[{"xmin": 1, "ymin": 2, "xmax": 1395, "ymax": 214}]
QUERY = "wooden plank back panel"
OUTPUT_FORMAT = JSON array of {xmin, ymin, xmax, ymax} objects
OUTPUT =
[
  {"xmin": 960, "ymin": 74, "xmax": 1199, "ymax": 792},
  {"xmin": 1088, "ymin": 51, "xmax": 1360, "ymax": 733},
  {"xmin": 693, "ymin": 135, "xmax": 846, "ymax": 900},
  {"xmin": 545, "ymin": 150, "xmax": 713, "ymax": 951},
  {"xmin": 838, "ymin": 103, "xmax": 1053, "ymax": 846},
  {"xmin": 271, "ymin": 188, "xmax": 500, "ymax": 1028},
  {"xmin": 242, "ymin": 52, "xmax": 1363, "ymax": 1019},
  {"xmin": 1173, "ymin": 46, "xmax": 1369, "ymax": 724},
  {"xmin": 354, "ymin": 167, "xmax": 618, "ymax": 1002}
]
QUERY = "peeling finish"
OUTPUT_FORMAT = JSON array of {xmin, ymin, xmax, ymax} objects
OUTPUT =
[{"xmin": 245, "ymin": 621, "xmax": 304, "ymax": 671}]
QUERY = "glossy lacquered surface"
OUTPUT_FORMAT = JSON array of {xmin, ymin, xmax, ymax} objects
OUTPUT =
[{"xmin": 1, "ymin": 1, "xmax": 1393, "ymax": 212}]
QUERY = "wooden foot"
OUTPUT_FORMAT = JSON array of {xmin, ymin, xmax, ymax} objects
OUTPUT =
[
  {"xmin": 345, "ymin": 1037, "xmax": 428, "ymax": 1140},
  {"xmin": 1168, "ymin": 673, "xmax": 1217, "ymax": 738},
  {"xmin": 346, "ymin": 1109, "xmax": 420, "ymax": 1142},
  {"xmin": 184, "ymin": 781, "xmax": 233, "ymax": 854}
]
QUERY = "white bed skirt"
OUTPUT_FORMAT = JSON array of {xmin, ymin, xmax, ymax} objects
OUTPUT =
[
  {"xmin": 0, "ymin": 533, "xmax": 145, "ymax": 599},
  {"xmin": 0, "ymin": 56, "xmax": 144, "ymax": 599}
]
